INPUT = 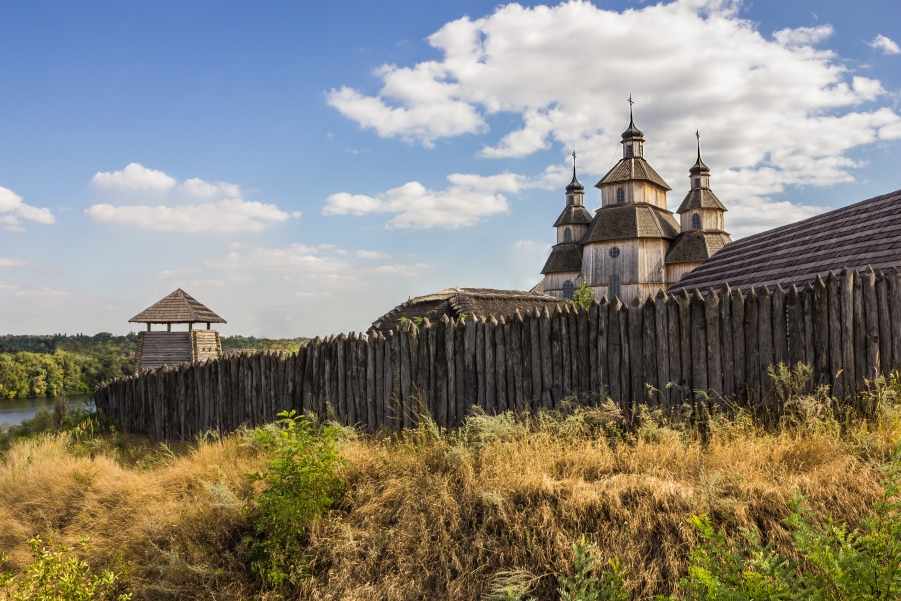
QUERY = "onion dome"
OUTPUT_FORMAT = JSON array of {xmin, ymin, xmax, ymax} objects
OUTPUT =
[
  {"xmin": 566, "ymin": 152, "xmax": 584, "ymax": 193},
  {"xmin": 689, "ymin": 130, "xmax": 710, "ymax": 175},
  {"xmin": 621, "ymin": 114, "xmax": 644, "ymax": 142}
]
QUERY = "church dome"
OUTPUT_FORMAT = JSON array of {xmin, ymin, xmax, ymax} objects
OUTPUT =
[
  {"xmin": 621, "ymin": 116, "xmax": 644, "ymax": 142},
  {"xmin": 689, "ymin": 156, "xmax": 710, "ymax": 176},
  {"xmin": 566, "ymin": 172, "xmax": 584, "ymax": 193}
]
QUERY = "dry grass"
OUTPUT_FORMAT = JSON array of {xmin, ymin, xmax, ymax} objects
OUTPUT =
[{"xmin": 0, "ymin": 389, "xmax": 898, "ymax": 600}]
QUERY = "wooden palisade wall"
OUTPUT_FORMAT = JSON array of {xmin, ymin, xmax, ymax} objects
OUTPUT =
[{"xmin": 96, "ymin": 267, "xmax": 901, "ymax": 439}]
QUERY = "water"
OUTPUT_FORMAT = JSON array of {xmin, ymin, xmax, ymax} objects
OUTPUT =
[{"xmin": 0, "ymin": 394, "xmax": 93, "ymax": 426}]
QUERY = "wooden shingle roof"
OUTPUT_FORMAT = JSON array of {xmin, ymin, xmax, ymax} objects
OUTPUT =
[
  {"xmin": 670, "ymin": 188, "xmax": 901, "ymax": 292},
  {"xmin": 541, "ymin": 243, "xmax": 583, "ymax": 274},
  {"xmin": 129, "ymin": 289, "xmax": 226, "ymax": 324},
  {"xmin": 582, "ymin": 204, "xmax": 680, "ymax": 243},
  {"xmin": 676, "ymin": 188, "xmax": 727, "ymax": 213},
  {"xmin": 595, "ymin": 157, "xmax": 672, "ymax": 191},
  {"xmin": 665, "ymin": 231, "xmax": 732, "ymax": 264},
  {"xmin": 553, "ymin": 205, "xmax": 593, "ymax": 227}
]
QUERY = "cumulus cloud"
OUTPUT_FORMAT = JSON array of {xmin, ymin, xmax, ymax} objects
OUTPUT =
[
  {"xmin": 356, "ymin": 250, "xmax": 390, "ymax": 259},
  {"xmin": 869, "ymin": 34, "xmax": 901, "ymax": 55},
  {"xmin": 86, "ymin": 200, "xmax": 300, "ymax": 233},
  {"xmin": 0, "ymin": 258, "xmax": 29, "ymax": 267},
  {"xmin": 327, "ymin": 0, "xmax": 901, "ymax": 227},
  {"xmin": 323, "ymin": 172, "xmax": 525, "ymax": 229},
  {"xmin": 92, "ymin": 163, "xmax": 177, "ymax": 191},
  {"xmin": 0, "ymin": 185, "xmax": 55, "ymax": 231},
  {"xmin": 87, "ymin": 164, "xmax": 299, "ymax": 233},
  {"xmin": 724, "ymin": 196, "xmax": 824, "ymax": 238}
]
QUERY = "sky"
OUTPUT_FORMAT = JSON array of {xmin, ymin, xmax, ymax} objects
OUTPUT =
[{"xmin": 0, "ymin": 0, "xmax": 899, "ymax": 338}]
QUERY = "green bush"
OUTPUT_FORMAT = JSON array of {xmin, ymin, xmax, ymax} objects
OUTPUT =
[
  {"xmin": 679, "ymin": 440, "xmax": 901, "ymax": 601},
  {"xmin": 0, "ymin": 537, "xmax": 130, "ymax": 601},
  {"xmin": 246, "ymin": 411, "xmax": 346, "ymax": 588}
]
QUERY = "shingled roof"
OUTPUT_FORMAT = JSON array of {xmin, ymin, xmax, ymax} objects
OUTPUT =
[
  {"xmin": 595, "ymin": 158, "xmax": 672, "ymax": 191},
  {"xmin": 670, "ymin": 188, "xmax": 901, "ymax": 292},
  {"xmin": 582, "ymin": 204, "xmax": 680, "ymax": 243},
  {"xmin": 129, "ymin": 289, "xmax": 226, "ymax": 324},
  {"xmin": 370, "ymin": 288, "xmax": 563, "ymax": 334},
  {"xmin": 665, "ymin": 230, "xmax": 732, "ymax": 264},
  {"xmin": 676, "ymin": 188, "xmax": 727, "ymax": 213},
  {"xmin": 553, "ymin": 205, "xmax": 593, "ymax": 227},
  {"xmin": 541, "ymin": 243, "xmax": 583, "ymax": 274}
]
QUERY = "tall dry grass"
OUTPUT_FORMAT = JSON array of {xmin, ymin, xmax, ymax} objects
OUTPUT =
[{"xmin": 0, "ymin": 374, "xmax": 899, "ymax": 600}]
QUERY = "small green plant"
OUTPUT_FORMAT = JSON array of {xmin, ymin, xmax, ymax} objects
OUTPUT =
[
  {"xmin": 0, "ymin": 536, "xmax": 131, "ymax": 601},
  {"xmin": 246, "ymin": 411, "xmax": 346, "ymax": 588},
  {"xmin": 572, "ymin": 277, "xmax": 594, "ymax": 311},
  {"xmin": 397, "ymin": 316, "xmax": 424, "ymax": 333},
  {"xmin": 679, "ymin": 439, "xmax": 901, "ymax": 600}
]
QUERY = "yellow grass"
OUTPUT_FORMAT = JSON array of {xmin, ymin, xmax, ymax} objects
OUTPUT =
[{"xmin": 0, "ymin": 395, "xmax": 898, "ymax": 600}]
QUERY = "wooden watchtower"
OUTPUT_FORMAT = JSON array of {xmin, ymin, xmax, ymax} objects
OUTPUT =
[{"xmin": 129, "ymin": 289, "xmax": 226, "ymax": 373}]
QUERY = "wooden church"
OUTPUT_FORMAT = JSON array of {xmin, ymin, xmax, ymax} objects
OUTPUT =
[
  {"xmin": 541, "ymin": 110, "xmax": 731, "ymax": 300},
  {"xmin": 129, "ymin": 289, "xmax": 225, "ymax": 373}
]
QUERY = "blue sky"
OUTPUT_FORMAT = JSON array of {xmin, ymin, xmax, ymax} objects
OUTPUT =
[{"xmin": 1, "ymin": 0, "xmax": 899, "ymax": 337}]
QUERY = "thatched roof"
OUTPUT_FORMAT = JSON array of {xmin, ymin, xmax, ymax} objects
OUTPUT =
[
  {"xmin": 129, "ymin": 289, "xmax": 226, "ymax": 324},
  {"xmin": 370, "ymin": 288, "xmax": 564, "ymax": 334},
  {"xmin": 670, "ymin": 188, "xmax": 901, "ymax": 293}
]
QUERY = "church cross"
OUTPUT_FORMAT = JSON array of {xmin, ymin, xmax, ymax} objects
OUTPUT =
[
  {"xmin": 627, "ymin": 94, "xmax": 634, "ymax": 119},
  {"xmin": 696, "ymin": 130, "xmax": 701, "ymax": 159}
]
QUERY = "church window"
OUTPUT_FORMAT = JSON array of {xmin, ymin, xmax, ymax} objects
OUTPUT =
[
  {"xmin": 567, "ymin": 194, "xmax": 574, "ymax": 206},
  {"xmin": 616, "ymin": 187, "xmax": 625, "ymax": 204},
  {"xmin": 609, "ymin": 246, "xmax": 620, "ymax": 258},
  {"xmin": 692, "ymin": 213, "xmax": 701, "ymax": 230},
  {"xmin": 563, "ymin": 280, "xmax": 575, "ymax": 300},
  {"xmin": 609, "ymin": 274, "xmax": 620, "ymax": 301},
  {"xmin": 564, "ymin": 227, "xmax": 572, "ymax": 242},
  {"xmin": 693, "ymin": 178, "xmax": 700, "ymax": 188},
  {"xmin": 626, "ymin": 145, "xmax": 633, "ymax": 157}
]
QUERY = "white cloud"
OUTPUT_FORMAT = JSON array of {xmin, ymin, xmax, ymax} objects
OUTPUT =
[
  {"xmin": 92, "ymin": 163, "xmax": 177, "ymax": 191},
  {"xmin": 0, "ymin": 185, "xmax": 55, "ymax": 231},
  {"xmin": 87, "ymin": 165, "xmax": 298, "ymax": 232},
  {"xmin": 328, "ymin": 0, "xmax": 901, "ymax": 220},
  {"xmin": 869, "ymin": 34, "xmax": 901, "ymax": 55},
  {"xmin": 323, "ymin": 172, "xmax": 525, "ymax": 229},
  {"xmin": 85, "ymin": 200, "xmax": 301, "ymax": 233},
  {"xmin": 724, "ymin": 195, "xmax": 824, "ymax": 238},
  {"xmin": 356, "ymin": 250, "xmax": 390, "ymax": 259},
  {"xmin": 0, "ymin": 258, "xmax": 29, "ymax": 267}
]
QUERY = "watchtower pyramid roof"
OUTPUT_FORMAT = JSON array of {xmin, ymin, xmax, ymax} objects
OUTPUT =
[{"xmin": 129, "ymin": 289, "xmax": 226, "ymax": 324}]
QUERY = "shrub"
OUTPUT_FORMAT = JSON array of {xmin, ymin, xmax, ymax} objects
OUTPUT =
[
  {"xmin": 246, "ymin": 411, "xmax": 346, "ymax": 588},
  {"xmin": 679, "ymin": 440, "xmax": 901, "ymax": 601},
  {"xmin": 0, "ymin": 537, "xmax": 130, "ymax": 601}
]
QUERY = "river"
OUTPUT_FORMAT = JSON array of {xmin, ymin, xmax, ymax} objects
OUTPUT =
[{"xmin": 0, "ymin": 394, "xmax": 93, "ymax": 426}]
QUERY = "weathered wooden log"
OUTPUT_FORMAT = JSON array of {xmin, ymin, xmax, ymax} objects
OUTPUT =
[
  {"xmin": 390, "ymin": 330, "xmax": 402, "ymax": 430},
  {"xmin": 366, "ymin": 334, "xmax": 376, "ymax": 430},
  {"xmin": 666, "ymin": 295, "xmax": 682, "ymax": 408},
  {"xmin": 560, "ymin": 305, "xmax": 572, "ymax": 397},
  {"xmin": 400, "ymin": 328, "xmax": 412, "ymax": 428},
  {"xmin": 486, "ymin": 316, "xmax": 498, "ymax": 413},
  {"xmin": 705, "ymin": 287, "xmax": 722, "ymax": 396},
  {"xmin": 503, "ymin": 316, "xmax": 516, "ymax": 413},
  {"xmin": 731, "ymin": 288, "xmax": 745, "ymax": 402},
  {"xmin": 444, "ymin": 316, "xmax": 456, "ymax": 425},
  {"xmin": 588, "ymin": 301, "xmax": 599, "ymax": 399},
  {"xmin": 517, "ymin": 310, "xmax": 532, "ymax": 408},
  {"xmin": 719, "ymin": 284, "xmax": 734, "ymax": 399},
  {"xmin": 577, "ymin": 305, "xmax": 590, "ymax": 397},
  {"xmin": 655, "ymin": 291, "xmax": 669, "ymax": 406},
  {"xmin": 530, "ymin": 309, "xmax": 542, "ymax": 409},
  {"xmin": 628, "ymin": 297, "xmax": 645, "ymax": 406},
  {"xmin": 862, "ymin": 267, "xmax": 880, "ymax": 381},
  {"xmin": 772, "ymin": 285, "xmax": 788, "ymax": 368},
  {"xmin": 678, "ymin": 289, "xmax": 693, "ymax": 402},
  {"xmin": 496, "ymin": 315, "xmax": 508, "ymax": 412},
  {"xmin": 890, "ymin": 268, "xmax": 901, "ymax": 373},
  {"xmin": 596, "ymin": 298, "xmax": 609, "ymax": 405},
  {"xmin": 690, "ymin": 290, "xmax": 708, "ymax": 397},
  {"xmin": 436, "ymin": 316, "xmax": 449, "ymax": 428},
  {"xmin": 416, "ymin": 324, "xmax": 429, "ymax": 417},
  {"xmin": 745, "ymin": 288, "xmax": 761, "ymax": 404},
  {"xmin": 758, "ymin": 286, "xmax": 774, "ymax": 402},
  {"xmin": 840, "ymin": 267, "xmax": 856, "ymax": 391},
  {"xmin": 336, "ymin": 335, "xmax": 347, "ymax": 422},
  {"xmin": 454, "ymin": 319, "xmax": 465, "ymax": 425},
  {"xmin": 619, "ymin": 300, "xmax": 632, "ymax": 414},
  {"xmin": 787, "ymin": 285, "xmax": 805, "ymax": 369},
  {"xmin": 551, "ymin": 306, "xmax": 563, "ymax": 406},
  {"xmin": 476, "ymin": 317, "xmax": 486, "ymax": 410},
  {"xmin": 606, "ymin": 299, "xmax": 622, "ymax": 405},
  {"xmin": 427, "ymin": 319, "xmax": 438, "ymax": 418},
  {"xmin": 853, "ymin": 271, "xmax": 867, "ymax": 389},
  {"xmin": 826, "ymin": 273, "xmax": 844, "ymax": 397},
  {"xmin": 464, "ymin": 313, "xmax": 478, "ymax": 415},
  {"xmin": 812, "ymin": 276, "xmax": 830, "ymax": 389},
  {"xmin": 876, "ymin": 271, "xmax": 892, "ymax": 377},
  {"xmin": 641, "ymin": 296, "xmax": 658, "ymax": 404}
]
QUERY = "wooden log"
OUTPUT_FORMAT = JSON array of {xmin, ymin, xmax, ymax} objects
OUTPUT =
[
  {"xmin": 745, "ymin": 289, "xmax": 761, "ymax": 405},
  {"xmin": 578, "ymin": 305, "xmax": 590, "ymax": 400},
  {"xmin": 476, "ymin": 317, "xmax": 486, "ymax": 411},
  {"xmin": 366, "ymin": 335, "xmax": 376, "ymax": 430},
  {"xmin": 853, "ymin": 271, "xmax": 867, "ymax": 389},
  {"xmin": 719, "ymin": 285, "xmax": 734, "ymax": 399},
  {"xmin": 666, "ymin": 295, "xmax": 682, "ymax": 408},
  {"xmin": 628, "ymin": 297, "xmax": 645, "ymax": 406},
  {"xmin": 520, "ymin": 312, "xmax": 533, "ymax": 408},
  {"xmin": 840, "ymin": 267, "xmax": 856, "ymax": 391},
  {"xmin": 301, "ymin": 340, "xmax": 314, "ymax": 414},
  {"xmin": 336, "ymin": 335, "xmax": 347, "ymax": 423},
  {"xmin": 376, "ymin": 333, "xmax": 387, "ymax": 428},
  {"xmin": 811, "ymin": 276, "xmax": 830, "ymax": 389},
  {"xmin": 454, "ymin": 319, "xmax": 466, "ymax": 425},
  {"xmin": 638, "ymin": 296, "xmax": 656, "ymax": 405},
  {"xmin": 607, "ymin": 299, "xmax": 622, "ymax": 405},
  {"xmin": 772, "ymin": 285, "xmax": 788, "ymax": 368},
  {"xmin": 596, "ymin": 298, "xmax": 609, "ymax": 404},
  {"xmin": 426, "ymin": 319, "xmax": 438, "ymax": 418},
  {"xmin": 503, "ymin": 317, "xmax": 516, "ymax": 413},
  {"xmin": 486, "ymin": 316, "xmax": 497, "ymax": 413},
  {"xmin": 826, "ymin": 273, "xmax": 844, "ymax": 398},
  {"xmin": 588, "ymin": 302, "xmax": 599, "ymax": 399},
  {"xmin": 803, "ymin": 284, "xmax": 815, "ymax": 370},
  {"xmin": 530, "ymin": 309, "xmax": 542, "ymax": 410},
  {"xmin": 731, "ymin": 289, "xmax": 745, "ymax": 402},
  {"xmin": 890, "ymin": 268, "xmax": 901, "ymax": 373},
  {"xmin": 464, "ymin": 313, "xmax": 478, "ymax": 416},
  {"xmin": 177, "ymin": 365, "xmax": 186, "ymax": 437},
  {"xmin": 399, "ymin": 328, "xmax": 412, "ymax": 427},
  {"xmin": 863, "ymin": 267, "xmax": 880, "ymax": 381},
  {"xmin": 757, "ymin": 286, "xmax": 774, "ymax": 402},
  {"xmin": 444, "ymin": 316, "xmax": 456, "ymax": 425},
  {"xmin": 690, "ymin": 290, "xmax": 708, "ymax": 397},
  {"xmin": 416, "ymin": 324, "xmax": 429, "ymax": 418},
  {"xmin": 678, "ymin": 289, "xmax": 693, "ymax": 402},
  {"xmin": 252, "ymin": 352, "xmax": 263, "ymax": 426},
  {"xmin": 391, "ymin": 331, "xmax": 402, "ymax": 430},
  {"xmin": 496, "ymin": 315, "xmax": 508, "ymax": 412},
  {"xmin": 539, "ymin": 307, "xmax": 553, "ymax": 408},
  {"xmin": 877, "ymin": 271, "xmax": 892, "ymax": 377},
  {"xmin": 436, "ymin": 317, "xmax": 449, "ymax": 428},
  {"xmin": 510, "ymin": 311, "xmax": 525, "ymax": 411},
  {"xmin": 560, "ymin": 305, "xmax": 572, "ymax": 397},
  {"xmin": 550, "ymin": 307, "xmax": 563, "ymax": 406},
  {"xmin": 654, "ymin": 291, "xmax": 669, "ymax": 407},
  {"xmin": 407, "ymin": 329, "xmax": 418, "ymax": 422},
  {"xmin": 619, "ymin": 300, "xmax": 632, "ymax": 415},
  {"xmin": 705, "ymin": 287, "xmax": 722, "ymax": 396},
  {"xmin": 787, "ymin": 285, "xmax": 805, "ymax": 369}
]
